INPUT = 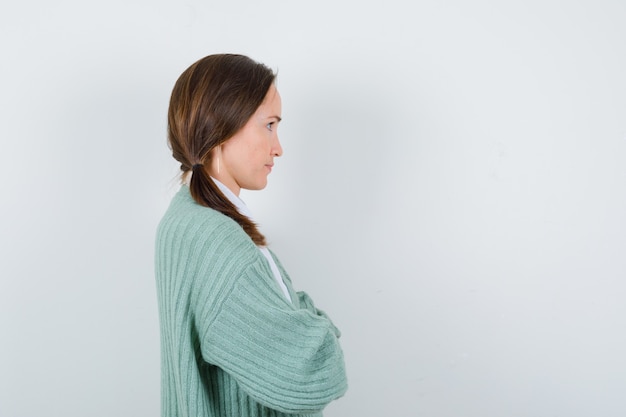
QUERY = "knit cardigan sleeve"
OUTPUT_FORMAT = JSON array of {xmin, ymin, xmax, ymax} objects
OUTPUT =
[
  {"xmin": 269, "ymin": 251, "xmax": 342, "ymax": 338},
  {"xmin": 189, "ymin": 221, "xmax": 347, "ymax": 414}
]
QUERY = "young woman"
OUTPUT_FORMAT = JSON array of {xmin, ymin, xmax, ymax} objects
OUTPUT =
[{"xmin": 155, "ymin": 54, "xmax": 347, "ymax": 417}]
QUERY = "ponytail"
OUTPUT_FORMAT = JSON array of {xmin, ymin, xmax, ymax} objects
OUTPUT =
[{"xmin": 188, "ymin": 164, "xmax": 266, "ymax": 246}]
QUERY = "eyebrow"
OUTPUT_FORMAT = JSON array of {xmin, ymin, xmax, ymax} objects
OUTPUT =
[{"xmin": 270, "ymin": 116, "xmax": 282, "ymax": 122}]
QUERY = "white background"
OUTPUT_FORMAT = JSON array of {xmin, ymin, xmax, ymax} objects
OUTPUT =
[{"xmin": 2, "ymin": 1, "xmax": 625, "ymax": 416}]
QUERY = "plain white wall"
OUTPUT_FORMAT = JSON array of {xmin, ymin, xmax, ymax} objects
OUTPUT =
[{"xmin": 2, "ymin": 1, "xmax": 625, "ymax": 416}]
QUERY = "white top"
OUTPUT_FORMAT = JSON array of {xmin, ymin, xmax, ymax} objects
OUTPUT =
[
  {"xmin": 211, "ymin": 179, "xmax": 292, "ymax": 302},
  {"xmin": 183, "ymin": 173, "xmax": 292, "ymax": 302}
]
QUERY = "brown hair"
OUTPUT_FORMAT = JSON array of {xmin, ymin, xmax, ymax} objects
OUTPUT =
[{"xmin": 167, "ymin": 54, "xmax": 276, "ymax": 246}]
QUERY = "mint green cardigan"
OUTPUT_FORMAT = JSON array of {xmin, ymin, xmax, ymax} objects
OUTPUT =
[{"xmin": 155, "ymin": 187, "xmax": 347, "ymax": 417}]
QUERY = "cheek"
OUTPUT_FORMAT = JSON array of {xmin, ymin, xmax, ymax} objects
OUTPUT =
[
  {"xmin": 225, "ymin": 132, "xmax": 270, "ymax": 171},
  {"xmin": 250, "ymin": 140, "xmax": 270, "ymax": 161}
]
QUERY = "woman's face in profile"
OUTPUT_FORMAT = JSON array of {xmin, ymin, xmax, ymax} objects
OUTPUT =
[{"xmin": 216, "ymin": 84, "xmax": 283, "ymax": 195}]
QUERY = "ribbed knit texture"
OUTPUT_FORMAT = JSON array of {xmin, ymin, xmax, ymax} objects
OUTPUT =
[{"xmin": 155, "ymin": 187, "xmax": 347, "ymax": 417}]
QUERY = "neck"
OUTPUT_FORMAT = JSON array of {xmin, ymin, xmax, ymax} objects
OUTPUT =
[
  {"xmin": 183, "ymin": 171, "xmax": 241, "ymax": 196},
  {"xmin": 211, "ymin": 174, "xmax": 241, "ymax": 196}
]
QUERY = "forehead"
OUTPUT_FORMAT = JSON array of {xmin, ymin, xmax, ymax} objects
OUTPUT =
[{"xmin": 257, "ymin": 84, "xmax": 281, "ymax": 115}]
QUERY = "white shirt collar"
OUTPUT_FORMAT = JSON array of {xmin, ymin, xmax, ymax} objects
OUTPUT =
[
  {"xmin": 183, "ymin": 172, "xmax": 253, "ymax": 220},
  {"xmin": 211, "ymin": 177, "xmax": 255, "ymax": 221}
]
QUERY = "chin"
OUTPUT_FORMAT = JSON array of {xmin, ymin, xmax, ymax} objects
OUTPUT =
[{"xmin": 244, "ymin": 180, "xmax": 268, "ymax": 191}]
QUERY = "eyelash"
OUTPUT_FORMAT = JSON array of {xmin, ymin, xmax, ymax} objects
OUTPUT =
[{"xmin": 266, "ymin": 122, "xmax": 275, "ymax": 132}]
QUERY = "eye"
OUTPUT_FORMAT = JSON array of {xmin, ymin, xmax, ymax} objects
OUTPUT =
[{"xmin": 266, "ymin": 122, "xmax": 275, "ymax": 132}]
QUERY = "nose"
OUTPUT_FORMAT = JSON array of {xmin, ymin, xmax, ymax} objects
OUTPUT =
[{"xmin": 272, "ymin": 135, "xmax": 283, "ymax": 157}]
